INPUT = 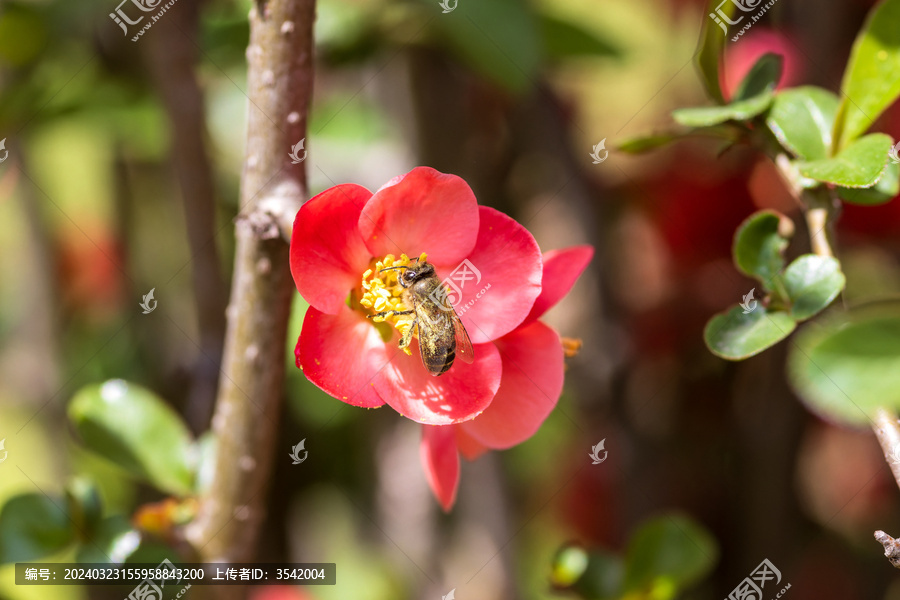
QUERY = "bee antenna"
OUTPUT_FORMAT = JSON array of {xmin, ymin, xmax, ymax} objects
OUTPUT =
[{"xmin": 379, "ymin": 265, "xmax": 410, "ymax": 273}]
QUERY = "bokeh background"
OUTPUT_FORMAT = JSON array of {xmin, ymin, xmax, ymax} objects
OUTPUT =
[{"xmin": 2, "ymin": 0, "xmax": 900, "ymax": 598}]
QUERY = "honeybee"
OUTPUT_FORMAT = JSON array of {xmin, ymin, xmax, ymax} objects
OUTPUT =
[{"xmin": 369, "ymin": 259, "xmax": 474, "ymax": 376}]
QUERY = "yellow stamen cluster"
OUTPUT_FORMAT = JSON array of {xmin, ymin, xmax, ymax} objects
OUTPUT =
[{"xmin": 360, "ymin": 252, "xmax": 428, "ymax": 355}]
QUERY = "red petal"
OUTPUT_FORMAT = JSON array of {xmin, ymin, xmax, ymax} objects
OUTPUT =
[
  {"xmin": 374, "ymin": 340, "xmax": 502, "ymax": 425},
  {"xmin": 420, "ymin": 425, "xmax": 460, "ymax": 512},
  {"xmin": 523, "ymin": 245, "xmax": 594, "ymax": 324},
  {"xmin": 461, "ymin": 321, "xmax": 564, "ymax": 449},
  {"xmin": 291, "ymin": 184, "xmax": 374, "ymax": 314},
  {"xmin": 295, "ymin": 306, "xmax": 390, "ymax": 408},
  {"xmin": 358, "ymin": 167, "xmax": 479, "ymax": 265},
  {"xmin": 455, "ymin": 427, "xmax": 489, "ymax": 461},
  {"xmin": 444, "ymin": 206, "xmax": 542, "ymax": 344}
]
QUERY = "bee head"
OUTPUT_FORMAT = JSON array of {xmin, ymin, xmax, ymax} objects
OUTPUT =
[{"xmin": 381, "ymin": 260, "xmax": 434, "ymax": 288}]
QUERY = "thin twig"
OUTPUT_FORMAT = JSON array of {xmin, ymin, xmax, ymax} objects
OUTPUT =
[
  {"xmin": 875, "ymin": 529, "xmax": 900, "ymax": 570},
  {"xmin": 873, "ymin": 409, "xmax": 900, "ymax": 494},
  {"xmin": 805, "ymin": 205, "xmax": 832, "ymax": 258},
  {"xmin": 145, "ymin": 0, "xmax": 227, "ymax": 432}
]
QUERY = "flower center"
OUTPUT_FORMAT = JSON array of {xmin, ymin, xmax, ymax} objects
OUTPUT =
[{"xmin": 360, "ymin": 252, "xmax": 428, "ymax": 355}]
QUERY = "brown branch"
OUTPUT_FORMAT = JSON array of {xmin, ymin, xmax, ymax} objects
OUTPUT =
[
  {"xmin": 144, "ymin": 0, "xmax": 227, "ymax": 433},
  {"xmin": 184, "ymin": 0, "xmax": 315, "ymax": 589}
]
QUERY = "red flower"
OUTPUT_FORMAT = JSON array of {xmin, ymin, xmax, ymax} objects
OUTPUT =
[
  {"xmin": 290, "ymin": 167, "xmax": 543, "ymax": 425},
  {"xmin": 420, "ymin": 246, "xmax": 594, "ymax": 510}
]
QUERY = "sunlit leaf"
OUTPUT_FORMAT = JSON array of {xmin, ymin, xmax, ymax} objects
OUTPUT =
[
  {"xmin": 796, "ymin": 133, "xmax": 892, "ymax": 188},
  {"xmin": 783, "ymin": 255, "xmax": 845, "ymax": 320},
  {"xmin": 788, "ymin": 303, "xmax": 900, "ymax": 426},
  {"xmin": 838, "ymin": 159, "xmax": 900, "ymax": 205},
  {"xmin": 767, "ymin": 86, "xmax": 840, "ymax": 160},
  {"xmin": 68, "ymin": 380, "xmax": 196, "ymax": 496},
  {"xmin": 834, "ymin": 0, "xmax": 900, "ymax": 148},
  {"xmin": 705, "ymin": 306, "xmax": 797, "ymax": 360}
]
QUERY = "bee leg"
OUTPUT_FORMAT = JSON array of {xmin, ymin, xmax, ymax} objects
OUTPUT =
[
  {"xmin": 399, "ymin": 318, "xmax": 418, "ymax": 349},
  {"xmin": 368, "ymin": 309, "xmax": 414, "ymax": 320}
]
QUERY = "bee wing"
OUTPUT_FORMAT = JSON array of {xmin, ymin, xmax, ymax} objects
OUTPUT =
[{"xmin": 451, "ymin": 313, "xmax": 474, "ymax": 364}]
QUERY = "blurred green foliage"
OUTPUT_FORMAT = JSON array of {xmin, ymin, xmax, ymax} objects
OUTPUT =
[{"xmin": 551, "ymin": 514, "xmax": 718, "ymax": 600}]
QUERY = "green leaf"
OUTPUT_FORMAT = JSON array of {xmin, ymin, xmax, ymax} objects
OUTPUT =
[
  {"xmin": 694, "ymin": 0, "xmax": 733, "ymax": 103},
  {"xmin": 834, "ymin": 0, "xmax": 900, "ymax": 149},
  {"xmin": 734, "ymin": 52, "xmax": 783, "ymax": 101},
  {"xmin": 69, "ymin": 380, "xmax": 196, "ymax": 496},
  {"xmin": 75, "ymin": 516, "xmax": 141, "ymax": 564},
  {"xmin": 622, "ymin": 514, "xmax": 718, "ymax": 595},
  {"xmin": 796, "ymin": 133, "xmax": 892, "ymax": 188},
  {"xmin": 539, "ymin": 15, "xmax": 619, "ymax": 60},
  {"xmin": 551, "ymin": 545, "xmax": 622, "ymax": 599},
  {"xmin": 788, "ymin": 303, "xmax": 900, "ymax": 426},
  {"xmin": 672, "ymin": 90, "xmax": 774, "ymax": 127},
  {"xmin": 618, "ymin": 126, "xmax": 737, "ymax": 154},
  {"xmin": 0, "ymin": 493, "xmax": 75, "ymax": 563},
  {"xmin": 673, "ymin": 52, "xmax": 781, "ymax": 127},
  {"xmin": 838, "ymin": 159, "xmax": 900, "ymax": 205},
  {"xmin": 433, "ymin": 0, "xmax": 540, "ymax": 93},
  {"xmin": 705, "ymin": 306, "xmax": 797, "ymax": 360},
  {"xmin": 65, "ymin": 478, "xmax": 103, "ymax": 538},
  {"xmin": 618, "ymin": 133, "xmax": 682, "ymax": 154},
  {"xmin": 733, "ymin": 210, "xmax": 792, "ymax": 286},
  {"xmin": 766, "ymin": 86, "xmax": 840, "ymax": 160},
  {"xmin": 783, "ymin": 255, "xmax": 845, "ymax": 320}
]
